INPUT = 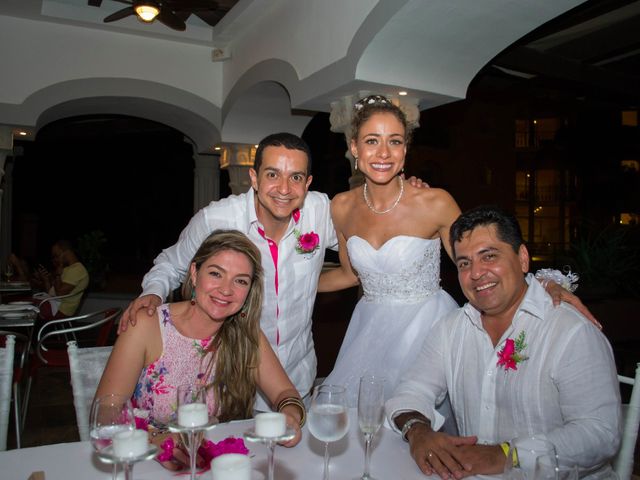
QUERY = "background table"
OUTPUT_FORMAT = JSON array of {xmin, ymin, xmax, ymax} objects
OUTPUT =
[{"xmin": 0, "ymin": 409, "xmax": 497, "ymax": 479}]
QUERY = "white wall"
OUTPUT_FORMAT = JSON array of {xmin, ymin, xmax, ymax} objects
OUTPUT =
[{"xmin": 0, "ymin": 14, "xmax": 223, "ymax": 112}]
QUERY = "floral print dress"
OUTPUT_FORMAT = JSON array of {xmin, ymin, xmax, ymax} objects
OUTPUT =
[{"xmin": 132, "ymin": 304, "xmax": 216, "ymax": 426}]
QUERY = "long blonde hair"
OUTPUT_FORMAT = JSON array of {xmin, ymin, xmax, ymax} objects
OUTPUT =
[{"xmin": 182, "ymin": 229, "xmax": 264, "ymax": 421}]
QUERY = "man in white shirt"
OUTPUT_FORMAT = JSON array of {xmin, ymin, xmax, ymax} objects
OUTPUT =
[
  {"xmin": 122, "ymin": 133, "xmax": 339, "ymax": 409},
  {"xmin": 387, "ymin": 205, "xmax": 621, "ymax": 478}
]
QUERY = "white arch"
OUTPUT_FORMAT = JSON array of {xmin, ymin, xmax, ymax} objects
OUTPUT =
[{"xmin": 0, "ymin": 78, "xmax": 221, "ymax": 153}]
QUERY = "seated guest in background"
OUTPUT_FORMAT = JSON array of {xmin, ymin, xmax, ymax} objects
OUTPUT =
[
  {"xmin": 6, "ymin": 252, "xmax": 32, "ymax": 282},
  {"xmin": 34, "ymin": 240, "xmax": 89, "ymax": 319},
  {"xmin": 386, "ymin": 206, "xmax": 621, "ymax": 479},
  {"xmin": 95, "ymin": 230, "xmax": 304, "ymax": 471}
]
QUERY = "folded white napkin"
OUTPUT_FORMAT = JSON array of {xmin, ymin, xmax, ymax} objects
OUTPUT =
[{"xmin": 0, "ymin": 304, "xmax": 39, "ymax": 312}]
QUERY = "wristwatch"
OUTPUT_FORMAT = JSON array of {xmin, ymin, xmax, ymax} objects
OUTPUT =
[{"xmin": 401, "ymin": 418, "xmax": 429, "ymax": 442}]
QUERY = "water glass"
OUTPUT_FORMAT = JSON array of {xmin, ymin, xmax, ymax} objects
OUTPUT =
[
  {"xmin": 308, "ymin": 384, "xmax": 349, "ymax": 480},
  {"xmin": 503, "ymin": 435, "xmax": 556, "ymax": 479},
  {"xmin": 357, "ymin": 375, "xmax": 385, "ymax": 480},
  {"xmin": 89, "ymin": 394, "xmax": 135, "ymax": 480},
  {"xmin": 535, "ymin": 455, "xmax": 579, "ymax": 480}
]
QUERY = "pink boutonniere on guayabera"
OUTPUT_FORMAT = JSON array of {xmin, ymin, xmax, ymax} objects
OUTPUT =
[
  {"xmin": 294, "ymin": 230, "xmax": 320, "ymax": 255},
  {"xmin": 497, "ymin": 331, "xmax": 528, "ymax": 371}
]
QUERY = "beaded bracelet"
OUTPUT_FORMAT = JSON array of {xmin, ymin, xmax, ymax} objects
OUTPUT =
[{"xmin": 277, "ymin": 396, "xmax": 306, "ymax": 428}]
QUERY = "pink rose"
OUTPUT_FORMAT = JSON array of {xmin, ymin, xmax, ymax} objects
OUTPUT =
[
  {"xmin": 497, "ymin": 338, "xmax": 518, "ymax": 370},
  {"xmin": 199, "ymin": 437, "xmax": 250, "ymax": 469},
  {"xmin": 299, "ymin": 232, "xmax": 319, "ymax": 251}
]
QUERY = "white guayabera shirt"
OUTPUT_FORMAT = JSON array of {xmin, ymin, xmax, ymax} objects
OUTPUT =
[
  {"xmin": 386, "ymin": 275, "xmax": 622, "ymax": 478},
  {"xmin": 142, "ymin": 188, "xmax": 337, "ymax": 410}
]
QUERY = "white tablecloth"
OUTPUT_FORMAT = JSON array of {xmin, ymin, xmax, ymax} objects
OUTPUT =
[{"xmin": 0, "ymin": 409, "xmax": 496, "ymax": 479}]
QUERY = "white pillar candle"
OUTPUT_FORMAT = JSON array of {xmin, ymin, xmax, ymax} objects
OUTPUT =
[
  {"xmin": 211, "ymin": 453, "xmax": 251, "ymax": 480},
  {"xmin": 112, "ymin": 429, "xmax": 148, "ymax": 458},
  {"xmin": 178, "ymin": 403, "xmax": 208, "ymax": 427},
  {"xmin": 254, "ymin": 412, "xmax": 286, "ymax": 437}
]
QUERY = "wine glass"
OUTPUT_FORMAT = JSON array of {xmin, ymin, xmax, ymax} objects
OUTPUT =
[
  {"xmin": 308, "ymin": 384, "xmax": 349, "ymax": 480},
  {"xmin": 535, "ymin": 454, "xmax": 578, "ymax": 480},
  {"xmin": 90, "ymin": 394, "xmax": 135, "ymax": 480},
  {"xmin": 357, "ymin": 375, "xmax": 385, "ymax": 480},
  {"xmin": 4, "ymin": 263, "xmax": 13, "ymax": 283},
  {"xmin": 503, "ymin": 435, "xmax": 556, "ymax": 479},
  {"xmin": 174, "ymin": 383, "xmax": 210, "ymax": 480}
]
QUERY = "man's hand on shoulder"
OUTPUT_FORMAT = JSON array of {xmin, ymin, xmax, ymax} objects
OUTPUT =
[
  {"xmin": 404, "ymin": 174, "xmax": 430, "ymax": 189},
  {"xmin": 119, "ymin": 294, "xmax": 162, "ymax": 334}
]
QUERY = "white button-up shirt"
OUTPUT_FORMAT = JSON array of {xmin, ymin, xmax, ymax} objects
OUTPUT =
[
  {"xmin": 142, "ymin": 189, "xmax": 337, "ymax": 408},
  {"xmin": 386, "ymin": 275, "xmax": 621, "ymax": 477}
]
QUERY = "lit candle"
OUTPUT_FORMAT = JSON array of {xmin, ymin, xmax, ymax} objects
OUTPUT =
[
  {"xmin": 178, "ymin": 403, "xmax": 208, "ymax": 427},
  {"xmin": 211, "ymin": 453, "xmax": 251, "ymax": 480},
  {"xmin": 112, "ymin": 429, "xmax": 148, "ymax": 458},
  {"xmin": 254, "ymin": 412, "xmax": 286, "ymax": 437}
]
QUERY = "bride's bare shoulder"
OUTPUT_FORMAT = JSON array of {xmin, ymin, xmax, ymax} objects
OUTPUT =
[
  {"xmin": 409, "ymin": 184, "xmax": 457, "ymax": 206},
  {"xmin": 331, "ymin": 188, "xmax": 360, "ymax": 225}
]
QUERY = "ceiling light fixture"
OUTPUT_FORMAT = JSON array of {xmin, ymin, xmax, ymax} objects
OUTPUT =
[
  {"xmin": 18, "ymin": 131, "xmax": 27, "ymax": 136},
  {"xmin": 135, "ymin": 1, "xmax": 160, "ymax": 22},
  {"xmin": 398, "ymin": 91, "xmax": 408, "ymax": 96}
]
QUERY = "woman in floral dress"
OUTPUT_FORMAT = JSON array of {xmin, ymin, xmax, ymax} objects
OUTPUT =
[{"xmin": 96, "ymin": 230, "xmax": 304, "ymax": 470}]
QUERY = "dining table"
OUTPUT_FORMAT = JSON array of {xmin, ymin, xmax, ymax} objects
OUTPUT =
[
  {"xmin": 0, "ymin": 409, "xmax": 498, "ymax": 480},
  {"xmin": 0, "ymin": 304, "xmax": 39, "ymax": 329},
  {"xmin": 0, "ymin": 282, "xmax": 32, "ymax": 303}
]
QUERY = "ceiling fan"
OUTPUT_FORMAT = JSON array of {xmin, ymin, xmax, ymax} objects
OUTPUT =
[{"xmin": 89, "ymin": 0, "xmax": 230, "ymax": 31}]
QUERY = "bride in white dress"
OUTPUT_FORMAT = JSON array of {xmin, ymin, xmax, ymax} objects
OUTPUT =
[
  {"xmin": 320, "ymin": 95, "xmax": 597, "ymax": 411},
  {"xmin": 320, "ymin": 95, "xmax": 462, "ymax": 408}
]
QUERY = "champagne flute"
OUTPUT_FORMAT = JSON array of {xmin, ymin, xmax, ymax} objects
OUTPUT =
[
  {"xmin": 175, "ymin": 383, "xmax": 209, "ymax": 480},
  {"xmin": 357, "ymin": 375, "xmax": 385, "ymax": 480},
  {"xmin": 308, "ymin": 384, "xmax": 349, "ymax": 480},
  {"xmin": 90, "ymin": 394, "xmax": 135, "ymax": 480},
  {"xmin": 535, "ymin": 454, "xmax": 578, "ymax": 480}
]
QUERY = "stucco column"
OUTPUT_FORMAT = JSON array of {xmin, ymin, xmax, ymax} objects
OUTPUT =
[
  {"xmin": 193, "ymin": 153, "xmax": 220, "ymax": 212},
  {"xmin": 220, "ymin": 143, "xmax": 256, "ymax": 195},
  {"xmin": 329, "ymin": 93, "xmax": 421, "ymax": 189}
]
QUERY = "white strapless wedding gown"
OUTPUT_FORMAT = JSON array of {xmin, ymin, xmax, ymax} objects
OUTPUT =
[{"xmin": 324, "ymin": 235, "xmax": 458, "ymax": 408}]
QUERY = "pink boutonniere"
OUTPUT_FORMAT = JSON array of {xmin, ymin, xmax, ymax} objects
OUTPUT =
[
  {"xmin": 497, "ymin": 331, "xmax": 528, "ymax": 371},
  {"xmin": 294, "ymin": 230, "xmax": 320, "ymax": 255}
]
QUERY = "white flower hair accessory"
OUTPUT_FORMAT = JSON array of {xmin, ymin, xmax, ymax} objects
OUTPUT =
[
  {"xmin": 354, "ymin": 94, "xmax": 391, "ymax": 111},
  {"xmin": 534, "ymin": 268, "xmax": 579, "ymax": 292}
]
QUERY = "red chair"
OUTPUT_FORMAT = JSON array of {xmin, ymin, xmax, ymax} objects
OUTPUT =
[{"xmin": 20, "ymin": 308, "xmax": 121, "ymax": 434}]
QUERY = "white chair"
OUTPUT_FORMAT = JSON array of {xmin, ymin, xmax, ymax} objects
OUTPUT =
[
  {"xmin": 67, "ymin": 341, "xmax": 113, "ymax": 441},
  {"xmin": 21, "ymin": 308, "xmax": 121, "ymax": 433},
  {"xmin": 0, "ymin": 331, "xmax": 28, "ymax": 450},
  {"xmin": 0, "ymin": 334, "xmax": 15, "ymax": 451},
  {"xmin": 614, "ymin": 362, "xmax": 640, "ymax": 480}
]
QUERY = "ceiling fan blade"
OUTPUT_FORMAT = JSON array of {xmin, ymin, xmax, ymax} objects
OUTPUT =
[
  {"xmin": 169, "ymin": 0, "xmax": 218, "ymax": 9},
  {"xmin": 157, "ymin": 9, "xmax": 186, "ymax": 31},
  {"xmin": 193, "ymin": 9, "xmax": 228, "ymax": 27},
  {"xmin": 103, "ymin": 6, "xmax": 135, "ymax": 23}
]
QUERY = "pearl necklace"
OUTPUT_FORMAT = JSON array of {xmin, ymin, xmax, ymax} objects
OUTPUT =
[{"xmin": 363, "ymin": 176, "xmax": 404, "ymax": 215}]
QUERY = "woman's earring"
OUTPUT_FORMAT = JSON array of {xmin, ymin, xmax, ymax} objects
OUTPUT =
[
  {"xmin": 190, "ymin": 287, "xmax": 196, "ymax": 305},
  {"xmin": 354, "ymin": 157, "xmax": 358, "ymax": 171}
]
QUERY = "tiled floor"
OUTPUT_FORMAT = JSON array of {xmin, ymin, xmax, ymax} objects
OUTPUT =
[{"xmin": 9, "ymin": 366, "xmax": 80, "ymax": 449}]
